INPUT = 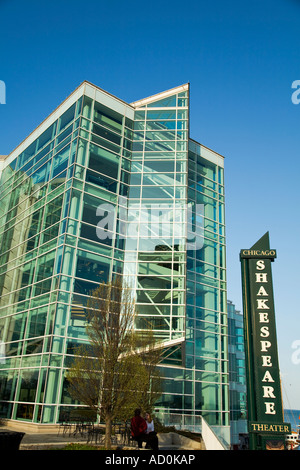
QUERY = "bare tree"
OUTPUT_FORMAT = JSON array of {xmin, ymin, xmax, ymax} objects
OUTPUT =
[{"xmin": 66, "ymin": 277, "xmax": 162, "ymax": 449}]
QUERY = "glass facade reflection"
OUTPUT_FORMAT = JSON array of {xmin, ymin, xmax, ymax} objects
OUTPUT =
[
  {"xmin": 227, "ymin": 300, "xmax": 247, "ymax": 448},
  {"xmin": 0, "ymin": 82, "xmax": 229, "ymax": 445}
]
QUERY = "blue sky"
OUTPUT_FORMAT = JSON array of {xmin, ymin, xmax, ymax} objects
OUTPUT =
[{"xmin": 0, "ymin": 0, "xmax": 300, "ymax": 409}]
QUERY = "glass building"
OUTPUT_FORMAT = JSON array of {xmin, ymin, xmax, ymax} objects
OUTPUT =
[
  {"xmin": 0, "ymin": 82, "xmax": 229, "ymax": 445},
  {"xmin": 227, "ymin": 300, "xmax": 247, "ymax": 448}
]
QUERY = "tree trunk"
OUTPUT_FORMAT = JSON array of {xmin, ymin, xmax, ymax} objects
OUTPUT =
[{"xmin": 105, "ymin": 412, "xmax": 112, "ymax": 449}]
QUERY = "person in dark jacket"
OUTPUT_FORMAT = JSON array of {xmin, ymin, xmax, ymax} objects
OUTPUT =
[{"xmin": 130, "ymin": 408, "xmax": 147, "ymax": 448}]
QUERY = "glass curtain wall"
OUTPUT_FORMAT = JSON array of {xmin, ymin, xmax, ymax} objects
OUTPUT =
[
  {"xmin": 0, "ymin": 98, "xmax": 83, "ymax": 422},
  {"xmin": 184, "ymin": 140, "xmax": 229, "ymax": 444},
  {"xmin": 125, "ymin": 89, "xmax": 188, "ymax": 343},
  {"xmin": 153, "ymin": 138, "xmax": 229, "ymax": 444},
  {"xmin": 0, "ymin": 93, "xmax": 134, "ymax": 423},
  {"xmin": 0, "ymin": 84, "xmax": 229, "ymax": 445},
  {"xmin": 227, "ymin": 300, "xmax": 247, "ymax": 448}
]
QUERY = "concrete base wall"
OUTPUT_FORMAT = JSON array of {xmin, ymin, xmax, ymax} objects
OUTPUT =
[
  {"xmin": 158, "ymin": 432, "xmax": 204, "ymax": 450},
  {"xmin": 1, "ymin": 419, "xmax": 60, "ymax": 434}
]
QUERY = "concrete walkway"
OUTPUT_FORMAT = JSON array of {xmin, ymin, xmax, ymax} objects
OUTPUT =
[
  {"xmin": 0, "ymin": 425, "xmax": 95, "ymax": 450},
  {"xmin": 0, "ymin": 425, "xmax": 203, "ymax": 450}
]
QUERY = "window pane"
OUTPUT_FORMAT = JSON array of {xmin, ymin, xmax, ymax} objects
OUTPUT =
[
  {"xmin": 146, "ymin": 110, "xmax": 176, "ymax": 120},
  {"xmin": 37, "ymin": 123, "xmax": 56, "ymax": 152},
  {"xmin": 76, "ymin": 249, "xmax": 111, "ymax": 282},
  {"xmin": 93, "ymin": 101, "xmax": 123, "ymax": 134},
  {"xmin": 88, "ymin": 144, "xmax": 119, "ymax": 179},
  {"xmin": 147, "ymin": 96, "xmax": 177, "ymax": 107},
  {"xmin": 58, "ymin": 104, "xmax": 75, "ymax": 133},
  {"xmin": 86, "ymin": 170, "xmax": 117, "ymax": 193},
  {"xmin": 142, "ymin": 186, "xmax": 173, "ymax": 199},
  {"xmin": 92, "ymin": 123, "xmax": 121, "ymax": 146},
  {"xmin": 143, "ymin": 160, "xmax": 174, "ymax": 173}
]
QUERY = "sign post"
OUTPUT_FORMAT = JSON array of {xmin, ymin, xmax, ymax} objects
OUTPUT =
[{"xmin": 240, "ymin": 232, "xmax": 291, "ymax": 450}]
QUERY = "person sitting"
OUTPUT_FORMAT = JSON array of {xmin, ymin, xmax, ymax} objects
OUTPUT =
[
  {"xmin": 130, "ymin": 408, "xmax": 147, "ymax": 449},
  {"xmin": 145, "ymin": 412, "xmax": 159, "ymax": 451}
]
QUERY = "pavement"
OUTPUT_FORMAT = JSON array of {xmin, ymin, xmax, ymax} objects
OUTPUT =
[
  {"xmin": 0, "ymin": 424, "xmax": 136, "ymax": 450},
  {"xmin": 0, "ymin": 424, "xmax": 203, "ymax": 451}
]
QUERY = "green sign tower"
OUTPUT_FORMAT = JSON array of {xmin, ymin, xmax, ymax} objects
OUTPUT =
[{"xmin": 240, "ymin": 233, "xmax": 290, "ymax": 450}]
